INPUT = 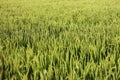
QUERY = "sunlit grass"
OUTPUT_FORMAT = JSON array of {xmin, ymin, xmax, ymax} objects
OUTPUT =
[{"xmin": 0, "ymin": 0, "xmax": 120, "ymax": 80}]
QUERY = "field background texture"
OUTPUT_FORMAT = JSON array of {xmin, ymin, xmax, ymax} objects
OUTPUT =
[{"xmin": 0, "ymin": 0, "xmax": 120, "ymax": 80}]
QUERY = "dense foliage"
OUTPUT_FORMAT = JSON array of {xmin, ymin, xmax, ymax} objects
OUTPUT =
[{"xmin": 0, "ymin": 0, "xmax": 120, "ymax": 80}]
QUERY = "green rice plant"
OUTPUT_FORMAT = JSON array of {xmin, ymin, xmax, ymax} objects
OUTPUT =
[{"xmin": 0, "ymin": 0, "xmax": 120, "ymax": 79}]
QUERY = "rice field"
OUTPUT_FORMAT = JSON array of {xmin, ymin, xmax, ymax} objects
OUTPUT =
[{"xmin": 0, "ymin": 0, "xmax": 120, "ymax": 80}]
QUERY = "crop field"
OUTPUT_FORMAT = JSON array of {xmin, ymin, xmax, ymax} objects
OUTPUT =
[{"xmin": 0, "ymin": 0, "xmax": 120, "ymax": 80}]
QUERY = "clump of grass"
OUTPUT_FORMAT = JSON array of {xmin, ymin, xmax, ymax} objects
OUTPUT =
[{"xmin": 0, "ymin": 51, "xmax": 4, "ymax": 80}]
